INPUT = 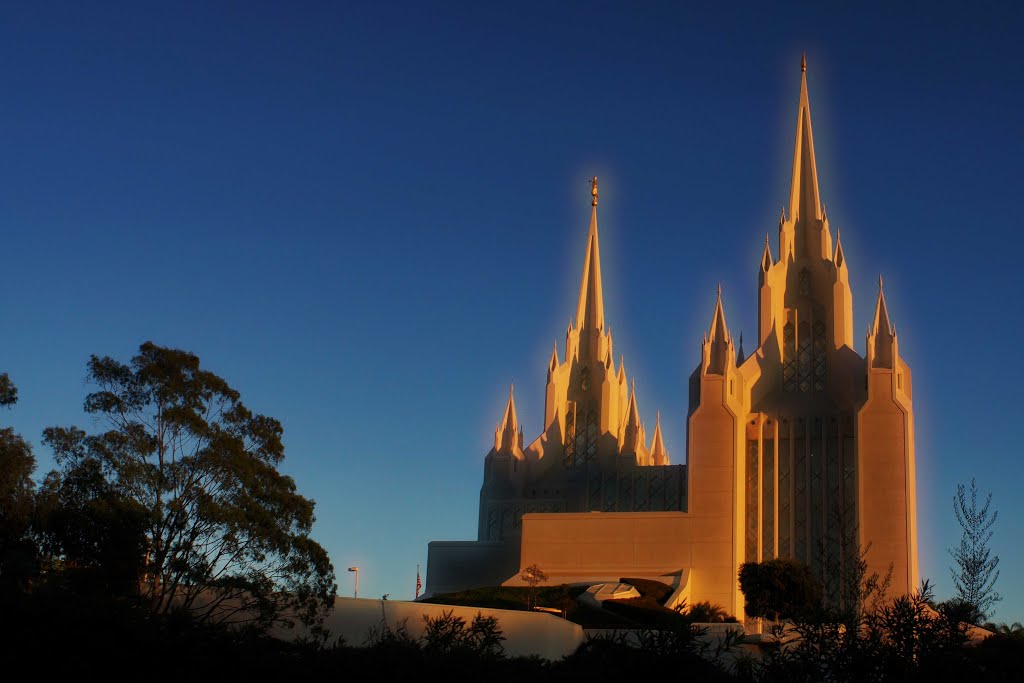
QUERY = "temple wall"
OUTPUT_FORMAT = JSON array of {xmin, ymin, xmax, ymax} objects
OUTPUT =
[
  {"xmin": 515, "ymin": 511, "xmax": 693, "ymax": 583},
  {"xmin": 424, "ymin": 540, "xmax": 520, "ymax": 597},
  {"xmin": 857, "ymin": 368, "xmax": 917, "ymax": 597}
]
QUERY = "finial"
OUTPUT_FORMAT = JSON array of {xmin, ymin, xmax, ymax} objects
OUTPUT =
[
  {"xmin": 509, "ymin": 383, "xmax": 514, "ymax": 397},
  {"xmin": 717, "ymin": 282, "xmax": 722, "ymax": 298},
  {"xmin": 765, "ymin": 232, "xmax": 770, "ymax": 246},
  {"xmin": 801, "ymin": 52, "xmax": 807, "ymax": 73},
  {"xmin": 878, "ymin": 273, "xmax": 883, "ymax": 289},
  {"xmin": 591, "ymin": 176, "xmax": 599, "ymax": 206}
]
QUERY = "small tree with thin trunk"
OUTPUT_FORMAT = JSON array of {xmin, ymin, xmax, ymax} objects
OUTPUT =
[
  {"xmin": 519, "ymin": 563, "xmax": 548, "ymax": 610},
  {"xmin": 950, "ymin": 478, "xmax": 1001, "ymax": 622}
]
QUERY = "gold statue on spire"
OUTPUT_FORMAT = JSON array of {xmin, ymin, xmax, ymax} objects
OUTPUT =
[{"xmin": 591, "ymin": 176, "xmax": 599, "ymax": 206}]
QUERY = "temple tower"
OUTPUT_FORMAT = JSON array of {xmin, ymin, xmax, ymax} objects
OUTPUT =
[{"xmin": 689, "ymin": 54, "xmax": 918, "ymax": 607}]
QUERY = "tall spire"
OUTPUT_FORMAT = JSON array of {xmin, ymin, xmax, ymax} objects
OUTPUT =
[
  {"xmin": 833, "ymin": 228, "xmax": 846, "ymax": 269},
  {"xmin": 709, "ymin": 283, "xmax": 730, "ymax": 344},
  {"xmin": 575, "ymin": 176, "xmax": 606, "ymax": 335},
  {"xmin": 495, "ymin": 384, "xmax": 521, "ymax": 453},
  {"xmin": 705, "ymin": 285, "xmax": 733, "ymax": 376},
  {"xmin": 761, "ymin": 234, "xmax": 773, "ymax": 273},
  {"xmin": 871, "ymin": 275, "xmax": 893, "ymax": 338},
  {"xmin": 650, "ymin": 412, "xmax": 669, "ymax": 466},
  {"xmin": 868, "ymin": 275, "xmax": 896, "ymax": 369},
  {"xmin": 788, "ymin": 52, "xmax": 822, "ymax": 224},
  {"xmin": 619, "ymin": 380, "xmax": 644, "ymax": 457}
]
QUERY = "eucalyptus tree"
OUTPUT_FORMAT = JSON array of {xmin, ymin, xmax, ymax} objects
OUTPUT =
[
  {"xmin": 0, "ymin": 373, "xmax": 38, "ymax": 589},
  {"xmin": 43, "ymin": 342, "xmax": 336, "ymax": 631}
]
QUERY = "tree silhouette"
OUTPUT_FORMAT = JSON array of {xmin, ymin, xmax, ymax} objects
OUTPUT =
[
  {"xmin": 43, "ymin": 342, "xmax": 336, "ymax": 631},
  {"xmin": 0, "ymin": 372, "xmax": 38, "ymax": 590},
  {"xmin": 949, "ymin": 478, "xmax": 1000, "ymax": 622},
  {"xmin": 519, "ymin": 563, "xmax": 548, "ymax": 610}
]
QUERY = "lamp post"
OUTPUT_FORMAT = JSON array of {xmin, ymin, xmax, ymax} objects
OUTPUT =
[{"xmin": 347, "ymin": 566, "xmax": 359, "ymax": 598}]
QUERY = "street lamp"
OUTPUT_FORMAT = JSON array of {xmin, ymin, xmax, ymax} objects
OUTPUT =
[{"xmin": 347, "ymin": 566, "xmax": 359, "ymax": 598}]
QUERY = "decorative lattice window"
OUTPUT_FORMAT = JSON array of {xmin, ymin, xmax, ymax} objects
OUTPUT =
[
  {"xmin": 563, "ymin": 405, "xmax": 576, "ymax": 467},
  {"xmin": 585, "ymin": 410, "xmax": 599, "ymax": 462},
  {"xmin": 813, "ymin": 319, "xmax": 827, "ymax": 391},
  {"xmin": 783, "ymin": 322, "xmax": 796, "ymax": 392},
  {"xmin": 798, "ymin": 321, "xmax": 812, "ymax": 392},
  {"xmin": 565, "ymin": 405, "xmax": 598, "ymax": 467},
  {"xmin": 745, "ymin": 440, "xmax": 759, "ymax": 562},
  {"xmin": 799, "ymin": 269, "xmax": 811, "ymax": 296}
]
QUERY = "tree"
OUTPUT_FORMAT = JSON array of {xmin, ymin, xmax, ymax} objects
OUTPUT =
[
  {"xmin": 949, "ymin": 478, "xmax": 1001, "ymax": 622},
  {"xmin": 738, "ymin": 557, "xmax": 823, "ymax": 622},
  {"xmin": 519, "ymin": 563, "xmax": 548, "ymax": 610},
  {"xmin": 0, "ymin": 372, "xmax": 38, "ymax": 590},
  {"xmin": 37, "ymin": 458, "xmax": 151, "ymax": 595},
  {"xmin": 42, "ymin": 342, "xmax": 336, "ymax": 631},
  {"xmin": 0, "ymin": 372, "xmax": 17, "ymax": 407}
]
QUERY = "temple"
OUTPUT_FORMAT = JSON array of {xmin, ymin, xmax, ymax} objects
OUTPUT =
[{"xmin": 426, "ymin": 56, "xmax": 918, "ymax": 622}]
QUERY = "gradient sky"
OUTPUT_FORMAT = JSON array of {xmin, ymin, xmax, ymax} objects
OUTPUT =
[{"xmin": 2, "ymin": 2, "xmax": 1022, "ymax": 621}]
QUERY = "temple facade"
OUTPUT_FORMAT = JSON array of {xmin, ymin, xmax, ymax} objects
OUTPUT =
[{"xmin": 426, "ymin": 57, "xmax": 918, "ymax": 620}]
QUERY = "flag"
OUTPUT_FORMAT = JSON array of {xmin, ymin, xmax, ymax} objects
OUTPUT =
[{"xmin": 415, "ymin": 564, "xmax": 422, "ymax": 599}]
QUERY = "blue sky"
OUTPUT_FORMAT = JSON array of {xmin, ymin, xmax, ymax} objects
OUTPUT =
[{"xmin": 1, "ymin": 2, "xmax": 1022, "ymax": 620}]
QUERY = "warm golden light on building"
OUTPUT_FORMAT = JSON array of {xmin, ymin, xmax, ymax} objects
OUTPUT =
[{"xmin": 427, "ymin": 56, "xmax": 918, "ymax": 622}]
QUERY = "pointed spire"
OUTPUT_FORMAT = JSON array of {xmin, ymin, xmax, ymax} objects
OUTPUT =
[
  {"xmin": 499, "ymin": 384, "xmax": 518, "ymax": 434},
  {"xmin": 629, "ymin": 379, "xmax": 639, "ymax": 421},
  {"xmin": 619, "ymin": 380, "xmax": 643, "ymax": 456},
  {"xmin": 493, "ymin": 383, "xmax": 523, "ymax": 454},
  {"xmin": 833, "ymin": 228, "xmax": 846, "ymax": 269},
  {"xmin": 705, "ymin": 286, "xmax": 733, "ymax": 375},
  {"xmin": 736, "ymin": 332, "xmax": 745, "ymax": 365},
  {"xmin": 650, "ymin": 412, "xmax": 669, "ymax": 466},
  {"xmin": 872, "ymin": 275, "xmax": 893, "ymax": 336},
  {"xmin": 788, "ymin": 52, "xmax": 822, "ymax": 223},
  {"xmin": 868, "ymin": 274, "xmax": 896, "ymax": 369},
  {"xmin": 617, "ymin": 354, "xmax": 626, "ymax": 384},
  {"xmin": 761, "ymin": 234, "xmax": 774, "ymax": 272},
  {"xmin": 709, "ymin": 284, "xmax": 730, "ymax": 344},
  {"xmin": 574, "ymin": 177, "xmax": 606, "ymax": 337}
]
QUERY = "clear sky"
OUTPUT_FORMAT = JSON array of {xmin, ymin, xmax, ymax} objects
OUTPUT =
[{"xmin": 2, "ymin": 2, "xmax": 1022, "ymax": 621}]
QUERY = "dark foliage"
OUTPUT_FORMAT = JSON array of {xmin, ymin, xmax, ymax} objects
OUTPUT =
[
  {"xmin": 0, "ymin": 374, "xmax": 38, "ymax": 590},
  {"xmin": 42, "ymin": 342, "xmax": 336, "ymax": 631},
  {"xmin": 37, "ymin": 458, "xmax": 151, "ymax": 594},
  {"xmin": 739, "ymin": 557, "xmax": 823, "ymax": 622},
  {"xmin": 949, "ymin": 478, "xmax": 1000, "ymax": 621}
]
